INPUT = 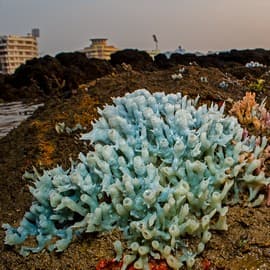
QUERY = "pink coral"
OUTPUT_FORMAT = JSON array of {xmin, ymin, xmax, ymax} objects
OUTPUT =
[
  {"xmin": 230, "ymin": 92, "xmax": 270, "ymax": 132},
  {"xmin": 230, "ymin": 92, "xmax": 258, "ymax": 126},
  {"xmin": 266, "ymin": 184, "xmax": 270, "ymax": 207},
  {"xmin": 257, "ymin": 99, "xmax": 270, "ymax": 130}
]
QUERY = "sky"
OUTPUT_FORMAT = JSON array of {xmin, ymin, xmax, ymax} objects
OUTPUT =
[{"xmin": 1, "ymin": 0, "xmax": 270, "ymax": 56}]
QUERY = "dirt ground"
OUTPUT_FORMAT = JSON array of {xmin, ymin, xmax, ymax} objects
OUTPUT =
[{"xmin": 1, "ymin": 66, "xmax": 270, "ymax": 269}]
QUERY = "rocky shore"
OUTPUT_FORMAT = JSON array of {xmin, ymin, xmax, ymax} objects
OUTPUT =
[
  {"xmin": 1, "ymin": 49, "xmax": 270, "ymax": 269},
  {"xmin": 1, "ymin": 48, "xmax": 270, "ymax": 103}
]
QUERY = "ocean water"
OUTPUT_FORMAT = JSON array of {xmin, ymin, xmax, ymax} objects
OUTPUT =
[{"xmin": 0, "ymin": 102, "xmax": 43, "ymax": 138}]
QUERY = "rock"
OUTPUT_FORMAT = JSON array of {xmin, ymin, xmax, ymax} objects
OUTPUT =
[
  {"xmin": 110, "ymin": 49, "xmax": 155, "ymax": 71},
  {"xmin": 154, "ymin": 53, "xmax": 173, "ymax": 69},
  {"xmin": 0, "ymin": 53, "xmax": 113, "ymax": 101}
]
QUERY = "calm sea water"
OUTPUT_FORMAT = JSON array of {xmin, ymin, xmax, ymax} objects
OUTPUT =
[{"xmin": 0, "ymin": 102, "xmax": 43, "ymax": 138}]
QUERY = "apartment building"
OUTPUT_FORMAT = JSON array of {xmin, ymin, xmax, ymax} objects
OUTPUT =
[
  {"xmin": 82, "ymin": 38, "xmax": 118, "ymax": 60},
  {"xmin": 0, "ymin": 30, "xmax": 39, "ymax": 74}
]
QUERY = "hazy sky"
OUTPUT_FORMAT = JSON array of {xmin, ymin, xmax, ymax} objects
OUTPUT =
[{"xmin": 1, "ymin": 0, "xmax": 270, "ymax": 56}]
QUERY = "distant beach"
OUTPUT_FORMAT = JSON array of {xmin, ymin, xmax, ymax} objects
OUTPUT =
[{"xmin": 0, "ymin": 102, "xmax": 42, "ymax": 138}]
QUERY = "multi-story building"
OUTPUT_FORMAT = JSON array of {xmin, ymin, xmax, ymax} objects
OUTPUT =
[
  {"xmin": 82, "ymin": 38, "xmax": 118, "ymax": 60},
  {"xmin": 0, "ymin": 29, "xmax": 39, "ymax": 74}
]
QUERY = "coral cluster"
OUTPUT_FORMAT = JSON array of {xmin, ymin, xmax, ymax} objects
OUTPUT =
[
  {"xmin": 245, "ymin": 61, "xmax": 265, "ymax": 68},
  {"xmin": 3, "ymin": 89, "xmax": 270, "ymax": 269},
  {"xmin": 218, "ymin": 81, "xmax": 229, "ymax": 90},
  {"xmin": 55, "ymin": 122, "xmax": 86, "ymax": 134},
  {"xmin": 230, "ymin": 92, "xmax": 270, "ymax": 132},
  {"xmin": 171, "ymin": 73, "xmax": 183, "ymax": 80},
  {"xmin": 171, "ymin": 68, "xmax": 185, "ymax": 80}
]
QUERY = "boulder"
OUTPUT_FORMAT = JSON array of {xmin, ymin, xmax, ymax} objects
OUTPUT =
[{"xmin": 110, "ymin": 49, "xmax": 155, "ymax": 71}]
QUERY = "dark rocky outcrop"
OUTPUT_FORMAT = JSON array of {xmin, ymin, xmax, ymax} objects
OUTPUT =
[
  {"xmin": 154, "ymin": 53, "xmax": 173, "ymax": 69},
  {"xmin": 56, "ymin": 52, "xmax": 113, "ymax": 81},
  {"xmin": 0, "ymin": 53, "xmax": 113, "ymax": 101},
  {"xmin": 11, "ymin": 55, "xmax": 64, "ymax": 95},
  {"xmin": 110, "ymin": 49, "xmax": 155, "ymax": 71},
  {"xmin": 155, "ymin": 48, "xmax": 270, "ymax": 69},
  {"xmin": 1, "ymin": 48, "xmax": 270, "ymax": 102}
]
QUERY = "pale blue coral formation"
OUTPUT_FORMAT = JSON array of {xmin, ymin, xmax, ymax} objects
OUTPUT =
[{"xmin": 3, "ymin": 89, "xmax": 270, "ymax": 269}]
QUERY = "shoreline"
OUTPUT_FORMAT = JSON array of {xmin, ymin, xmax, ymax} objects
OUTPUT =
[{"xmin": 1, "ymin": 64, "xmax": 270, "ymax": 269}]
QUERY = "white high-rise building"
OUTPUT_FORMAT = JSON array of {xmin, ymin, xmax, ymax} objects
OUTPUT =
[{"xmin": 0, "ymin": 29, "xmax": 39, "ymax": 74}]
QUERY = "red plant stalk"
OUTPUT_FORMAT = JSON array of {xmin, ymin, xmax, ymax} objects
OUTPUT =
[
  {"xmin": 266, "ymin": 184, "xmax": 270, "ymax": 207},
  {"xmin": 96, "ymin": 258, "xmax": 170, "ymax": 270}
]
